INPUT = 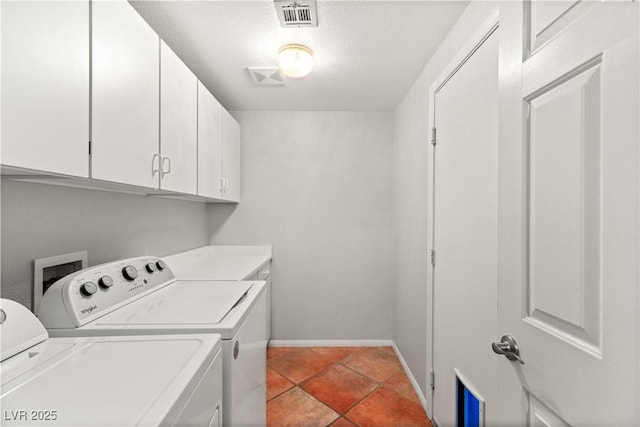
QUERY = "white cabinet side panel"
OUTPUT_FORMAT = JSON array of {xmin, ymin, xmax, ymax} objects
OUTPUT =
[
  {"xmin": 197, "ymin": 83, "xmax": 223, "ymax": 199},
  {"xmin": 222, "ymin": 110, "xmax": 241, "ymax": 203}
]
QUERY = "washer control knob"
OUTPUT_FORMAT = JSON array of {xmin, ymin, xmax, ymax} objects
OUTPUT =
[
  {"xmin": 145, "ymin": 263, "xmax": 157, "ymax": 274},
  {"xmin": 122, "ymin": 265, "xmax": 138, "ymax": 281},
  {"xmin": 98, "ymin": 276, "xmax": 114, "ymax": 289},
  {"xmin": 156, "ymin": 260, "xmax": 167, "ymax": 271},
  {"xmin": 80, "ymin": 282, "xmax": 98, "ymax": 296}
]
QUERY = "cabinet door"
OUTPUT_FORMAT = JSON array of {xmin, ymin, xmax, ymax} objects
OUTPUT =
[
  {"xmin": 221, "ymin": 110, "xmax": 241, "ymax": 202},
  {"xmin": 160, "ymin": 41, "xmax": 197, "ymax": 194},
  {"xmin": 92, "ymin": 0, "xmax": 159, "ymax": 188},
  {"xmin": 197, "ymin": 82, "xmax": 223, "ymax": 199},
  {"xmin": 1, "ymin": 1, "xmax": 89, "ymax": 177}
]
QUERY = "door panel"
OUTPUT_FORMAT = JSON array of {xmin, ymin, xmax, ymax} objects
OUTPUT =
[
  {"xmin": 526, "ymin": 60, "xmax": 602, "ymax": 354},
  {"xmin": 432, "ymin": 27, "xmax": 499, "ymax": 427},
  {"xmin": 527, "ymin": 395, "xmax": 570, "ymax": 427},
  {"xmin": 498, "ymin": 2, "xmax": 639, "ymax": 425},
  {"xmin": 528, "ymin": 0, "xmax": 596, "ymax": 54},
  {"xmin": 523, "ymin": 2, "xmax": 637, "ymax": 97}
]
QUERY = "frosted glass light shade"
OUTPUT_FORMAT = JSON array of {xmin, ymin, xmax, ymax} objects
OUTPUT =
[{"xmin": 277, "ymin": 44, "xmax": 314, "ymax": 78}]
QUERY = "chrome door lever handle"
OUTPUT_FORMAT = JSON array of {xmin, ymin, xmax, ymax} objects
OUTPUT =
[
  {"xmin": 491, "ymin": 342, "xmax": 511, "ymax": 354},
  {"xmin": 491, "ymin": 335, "xmax": 524, "ymax": 365}
]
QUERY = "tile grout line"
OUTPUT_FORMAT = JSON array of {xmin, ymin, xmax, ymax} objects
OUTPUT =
[
  {"xmin": 340, "ymin": 383, "xmax": 382, "ymax": 420},
  {"xmin": 267, "ymin": 346, "xmax": 409, "ymax": 401},
  {"xmin": 302, "ymin": 362, "xmax": 381, "ymax": 417},
  {"xmin": 266, "ymin": 347, "xmax": 430, "ymax": 427},
  {"xmin": 265, "ymin": 385, "xmax": 294, "ymax": 402},
  {"xmin": 332, "ymin": 358, "xmax": 419, "ymax": 418},
  {"xmin": 268, "ymin": 347, "xmax": 362, "ymax": 386},
  {"xmin": 268, "ymin": 348, "xmax": 407, "ymax": 391}
]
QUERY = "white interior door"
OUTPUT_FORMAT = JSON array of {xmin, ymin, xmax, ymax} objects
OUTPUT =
[
  {"xmin": 497, "ymin": 2, "xmax": 639, "ymax": 425},
  {"xmin": 431, "ymin": 22, "xmax": 499, "ymax": 427}
]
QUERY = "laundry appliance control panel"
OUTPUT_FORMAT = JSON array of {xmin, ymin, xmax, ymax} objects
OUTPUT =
[{"xmin": 38, "ymin": 257, "xmax": 175, "ymax": 329}]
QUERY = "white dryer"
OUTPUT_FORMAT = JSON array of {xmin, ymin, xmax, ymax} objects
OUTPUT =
[
  {"xmin": 38, "ymin": 256, "xmax": 267, "ymax": 427},
  {"xmin": 0, "ymin": 298, "xmax": 222, "ymax": 426}
]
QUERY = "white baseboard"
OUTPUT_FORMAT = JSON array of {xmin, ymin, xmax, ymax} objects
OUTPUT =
[
  {"xmin": 392, "ymin": 344, "xmax": 428, "ymax": 412},
  {"xmin": 268, "ymin": 339, "xmax": 394, "ymax": 347}
]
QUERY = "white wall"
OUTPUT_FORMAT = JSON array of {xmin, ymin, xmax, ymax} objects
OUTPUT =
[
  {"xmin": 1, "ymin": 180, "xmax": 209, "ymax": 309},
  {"xmin": 208, "ymin": 111, "xmax": 394, "ymax": 341},
  {"xmin": 392, "ymin": 0, "xmax": 499, "ymax": 403}
]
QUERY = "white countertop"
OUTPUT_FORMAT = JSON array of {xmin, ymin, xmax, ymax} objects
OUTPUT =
[{"xmin": 163, "ymin": 245, "xmax": 272, "ymax": 280}]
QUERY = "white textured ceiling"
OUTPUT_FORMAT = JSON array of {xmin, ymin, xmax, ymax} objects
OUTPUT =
[{"xmin": 130, "ymin": 0, "xmax": 469, "ymax": 112}]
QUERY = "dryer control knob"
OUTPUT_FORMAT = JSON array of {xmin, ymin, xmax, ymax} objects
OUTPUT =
[
  {"xmin": 145, "ymin": 263, "xmax": 157, "ymax": 274},
  {"xmin": 80, "ymin": 282, "xmax": 98, "ymax": 296},
  {"xmin": 156, "ymin": 260, "xmax": 167, "ymax": 271},
  {"xmin": 122, "ymin": 265, "xmax": 138, "ymax": 281},
  {"xmin": 98, "ymin": 276, "xmax": 114, "ymax": 289}
]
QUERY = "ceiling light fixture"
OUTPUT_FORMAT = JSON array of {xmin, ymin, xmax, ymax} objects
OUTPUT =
[{"xmin": 277, "ymin": 44, "xmax": 314, "ymax": 78}]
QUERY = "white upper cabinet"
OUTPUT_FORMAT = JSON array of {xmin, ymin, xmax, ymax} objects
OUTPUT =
[
  {"xmin": 91, "ymin": 0, "xmax": 160, "ymax": 189},
  {"xmin": 160, "ymin": 41, "xmax": 198, "ymax": 194},
  {"xmin": 222, "ymin": 111, "xmax": 241, "ymax": 203},
  {"xmin": 197, "ymin": 82, "xmax": 223, "ymax": 199},
  {"xmin": 197, "ymin": 83, "xmax": 241, "ymax": 202},
  {"xmin": 2, "ymin": 0, "xmax": 240, "ymax": 203},
  {"xmin": 1, "ymin": 1, "xmax": 89, "ymax": 177}
]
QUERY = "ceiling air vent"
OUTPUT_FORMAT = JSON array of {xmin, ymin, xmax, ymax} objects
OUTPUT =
[
  {"xmin": 274, "ymin": 0, "xmax": 318, "ymax": 28},
  {"xmin": 248, "ymin": 67, "xmax": 285, "ymax": 86}
]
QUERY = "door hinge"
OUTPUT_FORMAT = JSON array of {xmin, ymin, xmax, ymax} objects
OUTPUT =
[
  {"xmin": 430, "ymin": 249, "xmax": 436, "ymax": 267},
  {"xmin": 429, "ymin": 370, "xmax": 435, "ymax": 390},
  {"xmin": 88, "ymin": 140, "xmax": 92, "ymax": 155},
  {"xmin": 430, "ymin": 127, "xmax": 437, "ymax": 146}
]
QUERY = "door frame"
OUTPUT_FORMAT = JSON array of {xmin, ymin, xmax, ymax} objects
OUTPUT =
[{"xmin": 426, "ymin": 8, "xmax": 499, "ymax": 420}]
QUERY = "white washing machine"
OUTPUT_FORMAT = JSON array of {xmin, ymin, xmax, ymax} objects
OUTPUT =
[
  {"xmin": 0, "ymin": 298, "xmax": 223, "ymax": 426},
  {"xmin": 37, "ymin": 256, "xmax": 267, "ymax": 427}
]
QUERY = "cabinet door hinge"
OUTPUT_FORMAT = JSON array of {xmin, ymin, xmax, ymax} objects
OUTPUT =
[
  {"xmin": 430, "ymin": 249, "xmax": 436, "ymax": 267},
  {"xmin": 430, "ymin": 127, "xmax": 437, "ymax": 146},
  {"xmin": 430, "ymin": 370, "xmax": 435, "ymax": 390}
]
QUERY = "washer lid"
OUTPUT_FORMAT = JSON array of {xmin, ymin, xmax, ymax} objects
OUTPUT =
[
  {"xmin": 94, "ymin": 281, "xmax": 253, "ymax": 326},
  {"xmin": 1, "ymin": 334, "xmax": 219, "ymax": 426}
]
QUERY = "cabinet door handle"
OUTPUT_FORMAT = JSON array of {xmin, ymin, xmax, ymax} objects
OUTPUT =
[
  {"xmin": 219, "ymin": 177, "xmax": 225, "ymax": 193},
  {"xmin": 233, "ymin": 340, "xmax": 240, "ymax": 360},
  {"xmin": 152, "ymin": 154, "xmax": 161, "ymax": 176},
  {"xmin": 161, "ymin": 156, "xmax": 171, "ymax": 177}
]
